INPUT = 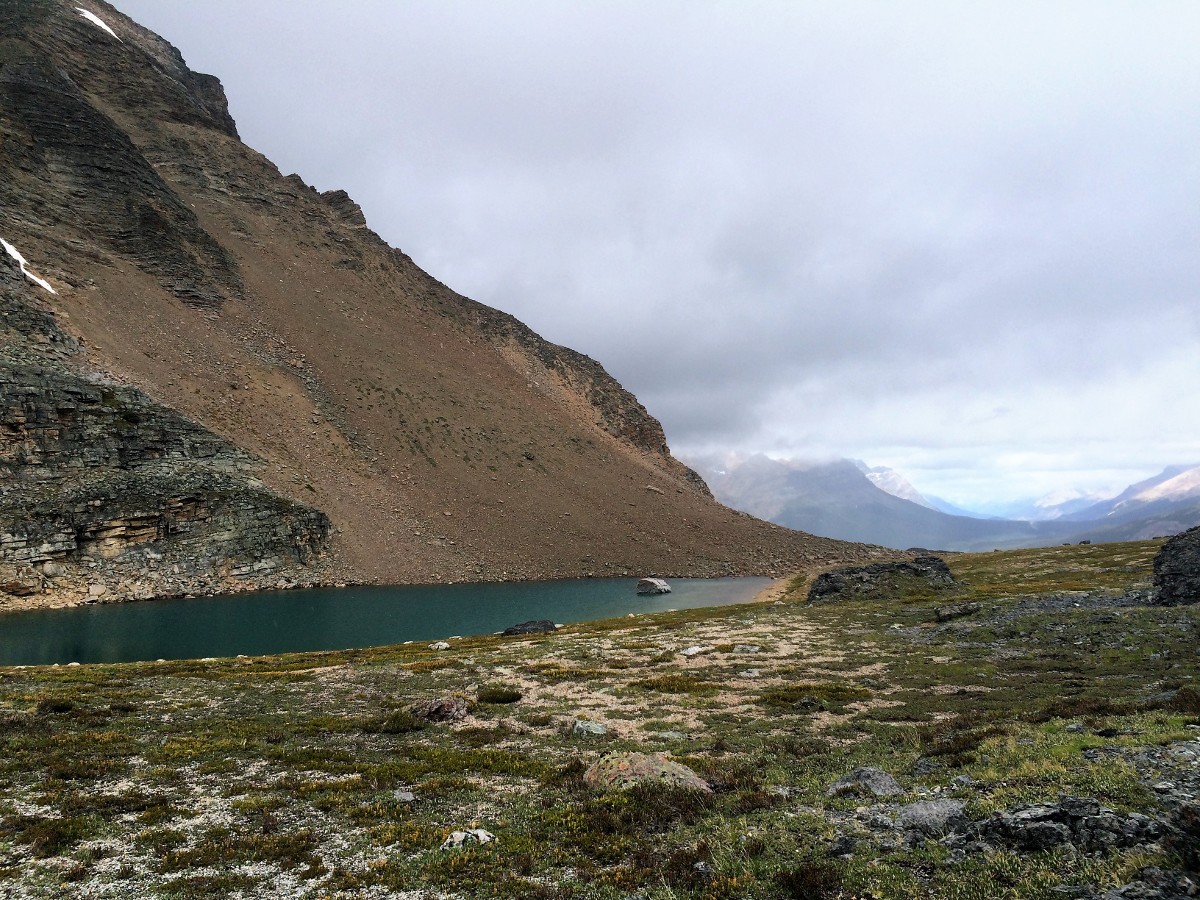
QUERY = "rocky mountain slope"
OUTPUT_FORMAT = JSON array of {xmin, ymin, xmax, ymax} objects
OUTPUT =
[{"xmin": 0, "ymin": 0, "xmax": 882, "ymax": 608}]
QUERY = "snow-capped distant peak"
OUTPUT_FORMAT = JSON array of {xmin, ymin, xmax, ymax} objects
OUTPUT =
[
  {"xmin": 1035, "ymin": 488, "xmax": 1093, "ymax": 508},
  {"xmin": 76, "ymin": 7, "xmax": 122, "ymax": 41},
  {"xmin": 1, "ymin": 238, "xmax": 57, "ymax": 295},
  {"xmin": 864, "ymin": 465, "xmax": 934, "ymax": 508},
  {"xmin": 1128, "ymin": 465, "xmax": 1200, "ymax": 504}
]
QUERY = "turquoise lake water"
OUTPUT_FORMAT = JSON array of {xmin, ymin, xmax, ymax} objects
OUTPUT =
[{"xmin": 0, "ymin": 577, "xmax": 772, "ymax": 666}]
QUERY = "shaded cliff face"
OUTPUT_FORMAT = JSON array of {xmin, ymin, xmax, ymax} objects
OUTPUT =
[{"xmin": 0, "ymin": 0, "xmax": 887, "ymax": 605}]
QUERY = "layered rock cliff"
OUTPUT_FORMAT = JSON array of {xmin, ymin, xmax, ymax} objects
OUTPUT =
[
  {"xmin": 0, "ymin": 256, "xmax": 330, "ymax": 608},
  {"xmin": 0, "ymin": 0, "xmax": 886, "ymax": 608}
]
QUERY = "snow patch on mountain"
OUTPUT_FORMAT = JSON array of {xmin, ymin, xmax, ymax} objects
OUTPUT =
[
  {"xmin": 1121, "ymin": 465, "xmax": 1200, "ymax": 505},
  {"xmin": 1, "ymin": 238, "xmax": 57, "ymax": 294},
  {"xmin": 76, "ymin": 8, "xmax": 121, "ymax": 41}
]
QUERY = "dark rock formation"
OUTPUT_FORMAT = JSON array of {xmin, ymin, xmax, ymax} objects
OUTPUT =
[
  {"xmin": 1168, "ymin": 803, "xmax": 1199, "ymax": 871},
  {"xmin": 1153, "ymin": 526, "xmax": 1200, "ymax": 606},
  {"xmin": 0, "ymin": 49, "xmax": 243, "ymax": 307},
  {"xmin": 502, "ymin": 619, "xmax": 557, "ymax": 636},
  {"xmin": 972, "ymin": 798, "xmax": 1161, "ymax": 853},
  {"xmin": 808, "ymin": 555, "xmax": 957, "ymax": 604},
  {"xmin": 0, "ymin": 269, "xmax": 329, "ymax": 604}
]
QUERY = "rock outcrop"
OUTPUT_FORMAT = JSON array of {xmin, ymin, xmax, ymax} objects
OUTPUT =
[
  {"xmin": 0, "ymin": 258, "xmax": 329, "ymax": 607},
  {"xmin": 807, "ymin": 555, "xmax": 957, "ymax": 604},
  {"xmin": 1153, "ymin": 526, "xmax": 1200, "ymax": 606}
]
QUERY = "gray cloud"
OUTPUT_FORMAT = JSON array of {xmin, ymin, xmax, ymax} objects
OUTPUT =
[{"xmin": 114, "ymin": 0, "xmax": 1200, "ymax": 507}]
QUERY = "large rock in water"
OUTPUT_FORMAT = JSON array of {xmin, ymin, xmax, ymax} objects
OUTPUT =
[
  {"xmin": 807, "ymin": 555, "xmax": 957, "ymax": 604},
  {"xmin": 1153, "ymin": 526, "xmax": 1200, "ymax": 606}
]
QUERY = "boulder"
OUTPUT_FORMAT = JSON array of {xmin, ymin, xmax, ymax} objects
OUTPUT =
[
  {"xmin": 827, "ymin": 767, "xmax": 904, "ymax": 799},
  {"xmin": 1153, "ymin": 526, "xmax": 1200, "ymax": 606},
  {"xmin": 502, "ymin": 619, "xmax": 557, "ymax": 636},
  {"xmin": 407, "ymin": 696, "xmax": 469, "ymax": 722},
  {"xmin": 808, "ymin": 556, "xmax": 957, "ymax": 604},
  {"xmin": 935, "ymin": 602, "xmax": 981, "ymax": 622},
  {"xmin": 583, "ymin": 751, "xmax": 711, "ymax": 793},
  {"xmin": 898, "ymin": 799, "xmax": 967, "ymax": 837}
]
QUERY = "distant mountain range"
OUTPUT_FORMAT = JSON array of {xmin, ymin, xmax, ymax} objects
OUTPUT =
[{"xmin": 684, "ymin": 455, "xmax": 1200, "ymax": 551}]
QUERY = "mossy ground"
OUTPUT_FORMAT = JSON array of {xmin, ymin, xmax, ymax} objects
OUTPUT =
[{"xmin": 0, "ymin": 539, "xmax": 1196, "ymax": 898}]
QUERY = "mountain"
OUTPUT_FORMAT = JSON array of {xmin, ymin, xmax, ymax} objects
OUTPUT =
[
  {"xmin": 687, "ymin": 454, "xmax": 1070, "ymax": 551},
  {"xmin": 855, "ymin": 461, "xmax": 936, "ymax": 509},
  {"xmin": 1064, "ymin": 465, "xmax": 1200, "ymax": 521},
  {"xmin": 0, "ymin": 0, "xmax": 884, "ymax": 608},
  {"xmin": 687, "ymin": 455, "xmax": 1200, "ymax": 551}
]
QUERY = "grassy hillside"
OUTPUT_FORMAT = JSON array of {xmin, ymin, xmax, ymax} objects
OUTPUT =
[{"xmin": 0, "ymin": 540, "xmax": 1196, "ymax": 898}]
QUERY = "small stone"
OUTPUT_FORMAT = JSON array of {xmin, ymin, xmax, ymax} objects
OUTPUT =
[
  {"xmin": 573, "ymin": 719, "xmax": 608, "ymax": 737},
  {"xmin": 738, "ymin": 668, "xmax": 761, "ymax": 678},
  {"xmin": 828, "ymin": 767, "xmax": 904, "ymax": 798},
  {"xmin": 1065, "ymin": 723, "xmax": 1085, "ymax": 733},
  {"xmin": 393, "ymin": 790, "xmax": 416, "ymax": 803},
  {"xmin": 440, "ymin": 828, "xmax": 495, "ymax": 850},
  {"xmin": 428, "ymin": 641, "xmax": 451, "ymax": 651},
  {"xmin": 732, "ymin": 644, "xmax": 760, "ymax": 654},
  {"xmin": 680, "ymin": 646, "xmax": 707, "ymax": 657},
  {"xmin": 1153, "ymin": 782, "xmax": 1175, "ymax": 792}
]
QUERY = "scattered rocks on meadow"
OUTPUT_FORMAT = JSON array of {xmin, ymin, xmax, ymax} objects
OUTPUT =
[
  {"xmin": 502, "ymin": 619, "xmax": 557, "ymax": 636},
  {"xmin": 827, "ymin": 767, "xmax": 904, "ymax": 799},
  {"xmin": 1153, "ymin": 525, "xmax": 1200, "ymax": 606},
  {"xmin": 807, "ymin": 555, "xmax": 957, "ymax": 604},
  {"xmin": 407, "ymin": 696, "xmax": 469, "ymax": 722},
  {"xmin": 583, "ymin": 752, "xmax": 712, "ymax": 793}
]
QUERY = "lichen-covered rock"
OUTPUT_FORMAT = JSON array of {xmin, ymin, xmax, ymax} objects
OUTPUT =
[
  {"xmin": 440, "ymin": 828, "xmax": 494, "ymax": 850},
  {"xmin": 1153, "ymin": 526, "xmax": 1200, "ymax": 606},
  {"xmin": 407, "ymin": 696, "xmax": 469, "ymax": 723},
  {"xmin": 808, "ymin": 556, "xmax": 957, "ymax": 604},
  {"xmin": 828, "ymin": 767, "xmax": 904, "ymax": 799},
  {"xmin": 583, "ymin": 752, "xmax": 711, "ymax": 793},
  {"xmin": 898, "ymin": 800, "xmax": 967, "ymax": 837},
  {"xmin": 572, "ymin": 719, "xmax": 609, "ymax": 737}
]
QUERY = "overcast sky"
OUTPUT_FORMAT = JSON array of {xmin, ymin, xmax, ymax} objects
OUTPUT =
[{"xmin": 112, "ymin": 1, "xmax": 1200, "ymax": 510}]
